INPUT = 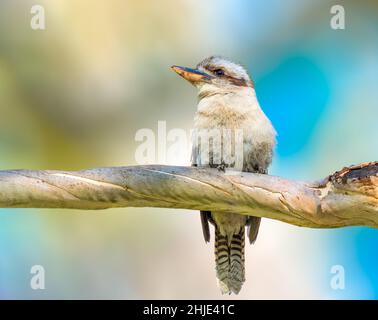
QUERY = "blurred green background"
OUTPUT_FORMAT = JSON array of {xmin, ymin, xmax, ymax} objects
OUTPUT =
[{"xmin": 0, "ymin": 0, "xmax": 377, "ymax": 299}]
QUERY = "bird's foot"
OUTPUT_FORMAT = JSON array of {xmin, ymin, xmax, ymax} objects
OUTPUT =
[{"xmin": 217, "ymin": 162, "xmax": 227, "ymax": 173}]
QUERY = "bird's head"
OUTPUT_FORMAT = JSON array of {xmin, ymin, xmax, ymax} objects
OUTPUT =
[{"xmin": 171, "ymin": 56, "xmax": 254, "ymax": 97}]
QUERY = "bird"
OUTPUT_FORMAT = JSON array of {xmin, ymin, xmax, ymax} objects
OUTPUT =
[{"xmin": 171, "ymin": 56, "xmax": 276, "ymax": 294}]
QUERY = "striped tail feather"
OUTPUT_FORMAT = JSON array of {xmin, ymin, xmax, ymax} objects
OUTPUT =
[{"xmin": 215, "ymin": 227, "xmax": 245, "ymax": 294}]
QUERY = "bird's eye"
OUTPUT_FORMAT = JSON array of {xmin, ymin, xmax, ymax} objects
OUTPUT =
[{"xmin": 214, "ymin": 69, "xmax": 225, "ymax": 76}]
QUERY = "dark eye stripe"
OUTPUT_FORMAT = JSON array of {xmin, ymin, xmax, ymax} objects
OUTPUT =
[
  {"xmin": 204, "ymin": 65, "xmax": 254, "ymax": 87},
  {"xmin": 228, "ymin": 77, "xmax": 247, "ymax": 86}
]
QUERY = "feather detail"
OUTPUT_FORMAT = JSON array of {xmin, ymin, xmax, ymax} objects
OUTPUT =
[{"xmin": 215, "ymin": 226, "xmax": 245, "ymax": 294}]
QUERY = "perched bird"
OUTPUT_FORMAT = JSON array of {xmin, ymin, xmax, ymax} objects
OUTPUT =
[{"xmin": 171, "ymin": 56, "xmax": 276, "ymax": 294}]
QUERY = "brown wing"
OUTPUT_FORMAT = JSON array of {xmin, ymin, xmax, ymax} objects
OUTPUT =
[
  {"xmin": 200, "ymin": 210, "xmax": 211, "ymax": 243},
  {"xmin": 246, "ymin": 216, "xmax": 261, "ymax": 244}
]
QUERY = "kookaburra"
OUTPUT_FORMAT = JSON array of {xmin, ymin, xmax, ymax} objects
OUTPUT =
[{"xmin": 172, "ymin": 56, "xmax": 276, "ymax": 294}]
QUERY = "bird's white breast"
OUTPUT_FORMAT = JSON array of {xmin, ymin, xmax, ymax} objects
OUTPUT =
[{"xmin": 193, "ymin": 87, "xmax": 276, "ymax": 171}]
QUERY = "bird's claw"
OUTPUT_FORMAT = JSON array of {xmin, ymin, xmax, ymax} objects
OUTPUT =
[{"xmin": 217, "ymin": 162, "xmax": 226, "ymax": 173}]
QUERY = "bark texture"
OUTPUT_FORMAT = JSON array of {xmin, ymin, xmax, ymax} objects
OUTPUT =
[{"xmin": 0, "ymin": 162, "xmax": 377, "ymax": 228}]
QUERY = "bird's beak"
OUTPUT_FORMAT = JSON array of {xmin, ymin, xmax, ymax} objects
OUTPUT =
[{"xmin": 171, "ymin": 65, "xmax": 212, "ymax": 84}]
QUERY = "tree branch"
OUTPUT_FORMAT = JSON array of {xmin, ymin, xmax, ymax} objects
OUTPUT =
[{"xmin": 0, "ymin": 162, "xmax": 377, "ymax": 228}]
